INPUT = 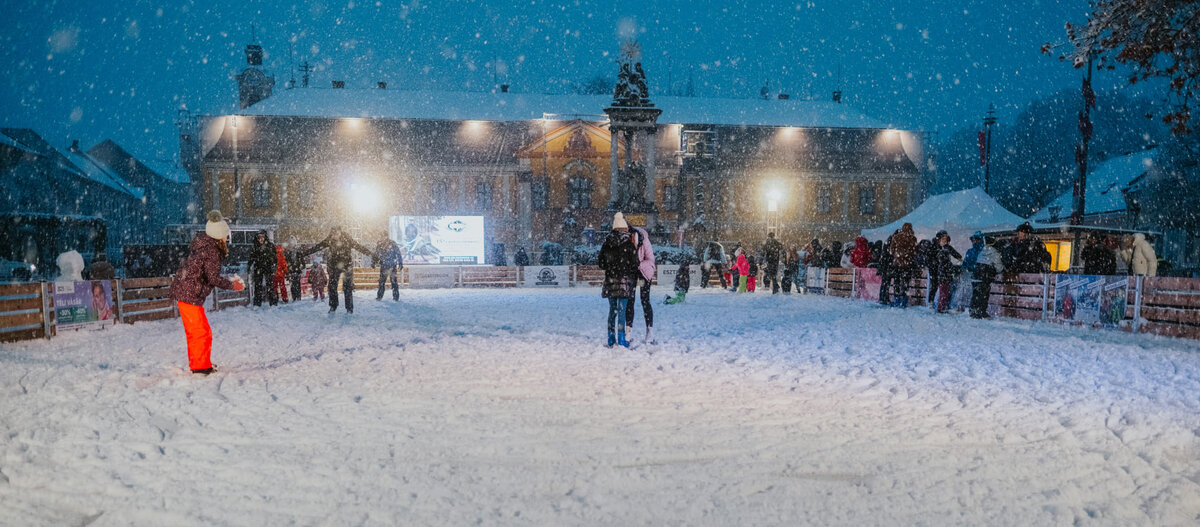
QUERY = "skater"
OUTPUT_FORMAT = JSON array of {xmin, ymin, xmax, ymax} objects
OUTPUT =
[
  {"xmin": 373, "ymin": 231, "xmax": 403, "ymax": 301},
  {"xmin": 733, "ymin": 248, "xmax": 749, "ymax": 292},
  {"xmin": 284, "ymin": 238, "xmax": 306, "ymax": 303},
  {"xmin": 964, "ymin": 231, "xmax": 1003, "ymax": 319},
  {"xmin": 781, "ymin": 245, "xmax": 800, "ymax": 294},
  {"xmin": 249, "ymin": 230, "xmax": 278, "ymax": 307},
  {"xmin": 598, "ymin": 212, "xmax": 638, "ymax": 347},
  {"xmin": 888, "ymin": 223, "xmax": 918, "ymax": 307},
  {"xmin": 169, "ymin": 211, "xmax": 244, "ymax": 375},
  {"xmin": 308, "ymin": 261, "xmax": 328, "ymax": 301},
  {"xmin": 933, "ymin": 231, "xmax": 962, "ymax": 313},
  {"xmin": 273, "ymin": 244, "xmax": 290, "ymax": 303},
  {"xmin": 877, "ymin": 232, "xmax": 896, "ymax": 305},
  {"xmin": 760, "ymin": 232, "xmax": 784, "ymax": 294},
  {"xmin": 746, "ymin": 255, "xmax": 758, "ymax": 292},
  {"xmin": 850, "ymin": 236, "xmax": 872, "ymax": 268},
  {"xmin": 917, "ymin": 237, "xmax": 939, "ymax": 305},
  {"xmin": 665, "ymin": 260, "xmax": 691, "ymax": 304},
  {"xmin": 624, "ymin": 225, "xmax": 656, "ymax": 344},
  {"xmin": 514, "ymin": 247, "xmax": 530, "ymax": 267},
  {"xmin": 302, "ymin": 227, "xmax": 377, "ymax": 314},
  {"xmin": 700, "ymin": 241, "xmax": 727, "ymax": 289},
  {"xmin": 1002, "ymin": 223, "xmax": 1052, "ymax": 274},
  {"xmin": 1131, "ymin": 233, "xmax": 1158, "ymax": 277}
]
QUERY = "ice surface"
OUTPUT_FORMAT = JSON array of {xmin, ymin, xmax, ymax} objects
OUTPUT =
[{"xmin": 2, "ymin": 288, "xmax": 1200, "ymax": 525}]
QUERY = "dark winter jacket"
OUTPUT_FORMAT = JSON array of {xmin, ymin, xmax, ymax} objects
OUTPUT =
[
  {"xmin": 889, "ymin": 225, "xmax": 918, "ymax": 269},
  {"xmin": 761, "ymin": 237, "xmax": 784, "ymax": 271},
  {"xmin": 675, "ymin": 263, "xmax": 691, "ymax": 293},
  {"xmin": 1081, "ymin": 243, "xmax": 1117, "ymax": 275},
  {"xmin": 249, "ymin": 231, "xmax": 277, "ymax": 276},
  {"xmin": 598, "ymin": 230, "xmax": 638, "ymax": 298},
  {"xmin": 917, "ymin": 239, "xmax": 939, "ymax": 270},
  {"xmin": 1003, "ymin": 238, "xmax": 1052, "ymax": 274},
  {"xmin": 513, "ymin": 248, "xmax": 531, "ymax": 267},
  {"xmin": 748, "ymin": 257, "xmax": 759, "ymax": 277},
  {"xmin": 935, "ymin": 243, "xmax": 962, "ymax": 280},
  {"xmin": 963, "ymin": 242, "xmax": 982, "ymax": 274},
  {"xmin": 86, "ymin": 255, "xmax": 115, "ymax": 280},
  {"xmin": 170, "ymin": 233, "xmax": 235, "ymax": 306},
  {"xmin": 284, "ymin": 247, "xmax": 306, "ymax": 277},
  {"xmin": 303, "ymin": 230, "xmax": 375, "ymax": 271},
  {"xmin": 373, "ymin": 238, "xmax": 404, "ymax": 269},
  {"xmin": 308, "ymin": 263, "xmax": 328, "ymax": 290}
]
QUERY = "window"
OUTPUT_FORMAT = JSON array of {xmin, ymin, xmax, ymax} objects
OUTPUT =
[
  {"xmin": 252, "ymin": 177, "xmax": 271, "ymax": 208},
  {"xmin": 475, "ymin": 182, "xmax": 493, "ymax": 211},
  {"xmin": 859, "ymin": 187, "xmax": 876, "ymax": 215},
  {"xmin": 662, "ymin": 184, "xmax": 679, "ymax": 211},
  {"xmin": 681, "ymin": 129, "xmax": 717, "ymax": 156},
  {"xmin": 532, "ymin": 177, "xmax": 549, "ymax": 210},
  {"xmin": 432, "ymin": 181, "xmax": 450, "ymax": 208},
  {"xmin": 568, "ymin": 177, "xmax": 593, "ymax": 209},
  {"xmin": 817, "ymin": 186, "xmax": 832, "ymax": 214}
]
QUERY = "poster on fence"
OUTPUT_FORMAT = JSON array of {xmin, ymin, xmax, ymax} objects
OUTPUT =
[
  {"xmin": 1053, "ymin": 275, "xmax": 1128, "ymax": 328},
  {"xmin": 524, "ymin": 266, "xmax": 569, "ymax": 288},
  {"xmin": 407, "ymin": 266, "xmax": 458, "ymax": 289},
  {"xmin": 656, "ymin": 265, "xmax": 700, "ymax": 289},
  {"xmin": 53, "ymin": 280, "xmax": 115, "ymax": 330},
  {"xmin": 853, "ymin": 268, "xmax": 882, "ymax": 301},
  {"xmin": 806, "ymin": 267, "xmax": 826, "ymax": 295}
]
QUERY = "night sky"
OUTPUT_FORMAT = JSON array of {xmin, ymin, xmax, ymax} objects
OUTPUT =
[{"xmin": 0, "ymin": 0, "xmax": 1100, "ymax": 162}]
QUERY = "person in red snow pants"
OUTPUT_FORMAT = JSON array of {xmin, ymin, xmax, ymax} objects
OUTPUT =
[
  {"xmin": 178, "ymin": 302, "xmax": 214, "ymax": 371},
  {"xmin": 169, "ymin": 210, "xmax": 240, "ymax": 375},
  {"xmin": 274, "ymin": 245, "xmax": 290, "ymax": 303}
]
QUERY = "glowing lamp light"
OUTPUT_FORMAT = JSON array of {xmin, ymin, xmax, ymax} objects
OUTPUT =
[
  {"xmin": 766, "ymin": 188, "xmax": 782, "ymax": 212},
  {"xmin": 349, "ymin": 182, "xmax": 381, "ymax": 213}
]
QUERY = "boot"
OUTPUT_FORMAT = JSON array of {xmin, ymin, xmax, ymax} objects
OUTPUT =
[
  {"xmin": 617, "ymin": 332, "xmax": 630, "ymax": 348},
  {"xmin": 607, "ymin": 331, "xmax": 616, "ymax": 347},
  {"xmin": 645, "ymin": 327, "xmax": 655, "ymax": 345},
  {"xmin": 191, "ymin": 365, "xmax": 217, "ymax": 376}
]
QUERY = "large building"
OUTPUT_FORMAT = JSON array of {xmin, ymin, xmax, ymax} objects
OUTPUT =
[{"xmin": 181, "ymin": 43, "xmax": 927, "ymax": 260}]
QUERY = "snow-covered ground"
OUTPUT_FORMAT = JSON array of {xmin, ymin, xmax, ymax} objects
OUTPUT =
[{"xmin": 3, "ymin": 287, "xmax": 1200, "ymax": 526}]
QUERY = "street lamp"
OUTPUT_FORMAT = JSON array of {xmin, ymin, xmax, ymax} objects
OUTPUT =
[
  {"xmin": 766, "ymin": 186, "xmax": 783, "ymax": 233},
  {"xmin": 232, "ymin": 115, "xmax": 241, "ymax": 222}
]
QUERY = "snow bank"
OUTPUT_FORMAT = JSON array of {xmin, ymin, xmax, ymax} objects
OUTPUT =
[{"xmin": 2, "ymin": 288, "xmax": 1200, "ymax": 525}]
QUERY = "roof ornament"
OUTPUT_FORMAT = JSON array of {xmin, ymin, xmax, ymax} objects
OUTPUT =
[{"xmin": 612, "ymin": 39, "xmax": 651, "ymax": 108}]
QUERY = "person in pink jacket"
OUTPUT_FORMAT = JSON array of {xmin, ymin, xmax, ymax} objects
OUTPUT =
[
  {"xmin": 734, "ymin": 248, "xmax": 749, "ymax": 292},
  {"xmin": 624, "ymin": 226, "xmax": 657, "ymax": 345}
]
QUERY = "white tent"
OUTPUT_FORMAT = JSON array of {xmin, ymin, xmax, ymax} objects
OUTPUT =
[{"xmin": 861, "ymin": 187, "xmax": 1025, "ymax": 253}]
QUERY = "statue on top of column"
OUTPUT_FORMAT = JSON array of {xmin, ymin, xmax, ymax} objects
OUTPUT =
[{"xmin": 612, "ymin": 39, "xmax": 652, "ymax": 108}]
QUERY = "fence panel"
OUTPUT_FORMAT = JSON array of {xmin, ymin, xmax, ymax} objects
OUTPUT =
[
  {"xmin": 988, "ymin": 273, "xmax": 1047, "ymax": 321},
  {"xmin": 119, "ymin": 277, "xmax": 175, "ymax": 324},
  {"xmin": 0, "ymin": 283, "xmax": 49, "ymax": 342},
  {"xmin": 826, "ymin": 268, "xmax": 853, "ymax": 298},
  {"xmin": 1139, "ymin": 276, "xmax": 1200, "ymax": 340}
]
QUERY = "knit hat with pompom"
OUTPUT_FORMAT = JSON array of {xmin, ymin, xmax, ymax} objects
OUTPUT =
[{"xmin": 205, "ymin": 210, "xmax": 231, "ymax": 240}]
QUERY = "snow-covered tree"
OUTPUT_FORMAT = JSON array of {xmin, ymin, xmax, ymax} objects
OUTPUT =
[{"xmin": 1056, "ymin": 0, "xmax": 1200, "ymax": 135}]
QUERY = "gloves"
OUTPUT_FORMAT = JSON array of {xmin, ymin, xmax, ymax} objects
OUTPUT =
[{"xmin": 230, "ymin": 276, "xmax": 246, "ymax": 291}]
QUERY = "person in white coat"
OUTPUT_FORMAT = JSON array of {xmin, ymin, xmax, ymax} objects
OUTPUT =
[{"xmin": 1131, "ymin": 233, "xmax": 1158, "ymax": 276}]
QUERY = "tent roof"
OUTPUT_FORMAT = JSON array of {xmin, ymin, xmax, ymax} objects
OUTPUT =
[{"xmin": 861, "ymin": 186, "xmax": 1025, "ymax": 252}]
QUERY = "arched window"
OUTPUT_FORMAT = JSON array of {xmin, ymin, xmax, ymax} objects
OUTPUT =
[{"xmin": 252, "ymin": 177, "xmax": 271, "ymax": 208}]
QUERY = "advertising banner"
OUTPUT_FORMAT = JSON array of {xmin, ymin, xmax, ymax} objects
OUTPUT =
[
  {"xmin": 389, "ymin": 216, "xmax": 486, "ymax": 265},
  {"xmin": 1054, "ymin": 275, "xmax": 1128, "ymax": 328},
  {"xmin": 806, "ymin": 267, "xmax": 826, "ymax": 295},
  {"xmin": 53, "ymin": 280, "xmax": 116, "ymax": 330},
  {"xmin": 524, "ymin": 266, "xmax": 570, "ymax": 288},
  {"xmin": 853, "ymin": 268, "xmax": 882, "ymax": 301},
  {"xmin": 656, "ymin": 265, "xmax": 700, "ymax": 289},
  {"xmin": 407, "ymin": 266, "xmax": 458, "ymax": 289}
]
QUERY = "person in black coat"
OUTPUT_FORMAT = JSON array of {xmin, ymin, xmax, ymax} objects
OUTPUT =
[
  {"xmin": 513, "ymin": 247, "xmax": 530, "ymax": 267},
  {"xmin": 302, "ymin": 227, "xmax": 377, "ymax": 313},
  {"xmin": 284, "ymin": 239, "xmax": 307, "ymax": 303},
  {"xmin": 1081, "ymin": 233, "xmax": 1117, "ymax": 275},
  {"xmin": 933, "ymin": 231, "xmax": 962, "ymax": 313},
  {"xmin": 373, "ymin": 231, "xmax": 404, "ymax": 301},
  {"xmin": 597, "ymin": 213, "xmax": 638, "ymax": 347},
  {"xmin": 1002, "ymin": 223, "xmax": 1053, "ymax": 274},
  {"xmin": 760, "ymin": 232, "xmax": 784, "ymax": 294},
  {"xmin": 249, "ymin": 230, "xmax": 278, "ymax": 306}
]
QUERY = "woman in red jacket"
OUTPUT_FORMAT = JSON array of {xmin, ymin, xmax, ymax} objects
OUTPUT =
[
  {"xmin": 850, "ymin": 236, "xmax": 873, "ymax": 268},
  {"xmin": 734, "ymin": 248, "xmax": 749, "ymax": 293},
  {"xmin": 169, "ymin": 211, "xmax": 244, "ymax": 375}
]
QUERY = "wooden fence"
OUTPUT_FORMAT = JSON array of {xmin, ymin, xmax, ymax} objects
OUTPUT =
[{"xmin": 0, "ymin": 276, "xmax": 251, "ymax": 343}]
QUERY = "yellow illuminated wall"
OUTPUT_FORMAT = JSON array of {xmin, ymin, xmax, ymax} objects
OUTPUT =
[{"xmin": 1044, "ymin": 241, "xmax": 1072, "ymax": 271}]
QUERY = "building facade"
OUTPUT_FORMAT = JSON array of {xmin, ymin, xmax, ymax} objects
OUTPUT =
[{"xmin": 181, "ymin": 45, "xmax": 926, "ymax": 259}]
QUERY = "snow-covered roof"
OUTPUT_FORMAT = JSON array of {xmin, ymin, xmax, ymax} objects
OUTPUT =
[
  {"xmin": 1030, "ymin": 149, "xmax": 1156, "ymax": 223},
  {"xmin": 0, "ymin": 131, "xmax": 37, "ymax": 154},
  {"xmin": 239, "ymin": 88, "xmax": 896, "ymax": 130},
  {"xmin": 861, "ymin": 186, "xmax": 1026, "ymax": 253},
  {"xmin": 139, "ymin": 158, "xmax": 191, "ymax": 184},
  {"xmin": 58, "ymin": 148, "xmax": 146, "ymax": 200}
]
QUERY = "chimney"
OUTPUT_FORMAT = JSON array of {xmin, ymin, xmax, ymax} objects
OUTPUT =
[
  {"xmin": 377, "ymin": 81, "xmax": 387, "ymax": 89},
  {"xmin": 832, "ymin": 90, "xmax": 843, "ymax": 104},
  {"xmin": 777, "ymin": 93, "xmax": 789, "ymax": 100},
  {"xmin": 500, "ymin": 84, "xmax": 509, "ymax": 93},
  {"xmin": 69, "ymin": 140, "xmax": 81, "ymax": 153},
  {"xmin": 332, "ymin": 80, "xmax": 345, "ymax": 89}
]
